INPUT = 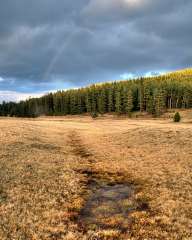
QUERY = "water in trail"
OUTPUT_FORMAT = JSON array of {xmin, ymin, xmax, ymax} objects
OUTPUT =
[{"xmin": 78, "ymin": 179, "xmax": 136, "ymax": 232}]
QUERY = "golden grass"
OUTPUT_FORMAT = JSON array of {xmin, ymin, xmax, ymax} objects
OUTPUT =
[{"xmin": 0, "ymin": 111, "xmax": 192, "ymax": 239}]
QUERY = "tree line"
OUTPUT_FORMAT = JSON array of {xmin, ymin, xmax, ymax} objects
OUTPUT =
[{"xmin": 0, "ymin": 68, "xmax": 192, "ymax": 117}]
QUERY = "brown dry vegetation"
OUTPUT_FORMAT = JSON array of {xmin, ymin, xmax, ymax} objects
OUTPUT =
[{"xmin": 0, "ymin": 112, "xmax": 192, "ymax": 240}]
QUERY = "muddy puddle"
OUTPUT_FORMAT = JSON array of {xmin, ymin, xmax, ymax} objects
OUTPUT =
[{"xmin": 78, "ymin": 178, "xmax": 138, "ymax": 232}]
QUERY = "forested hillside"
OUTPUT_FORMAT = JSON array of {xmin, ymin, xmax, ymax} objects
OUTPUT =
[{"xmin": 0, "ymin": 68, "xmax": 192, "ymax": 117}]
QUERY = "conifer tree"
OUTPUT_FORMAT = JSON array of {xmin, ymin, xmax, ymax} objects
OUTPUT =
[
  {"xmin": 115, "ymin": 89, "xmax": 121, "ymax": 114},
  {"xmin": 154, "ymin": 89, "xmax": 165, "ymax": 116},
  {"xmin": 173, "ymin": 112, "xmax": 181, "ymax": 122},
  {"xmin": 126, "ymin": 89, "xmax": 133, "ymax": 117},
  {"xmin": 85, "ymin": 91, "xmax": 91, "ymax": 113},
  {"xmin": 69, "ymin": 92, "xmax": 77, "ymax": 114},
  {"xmin": 139, "ymin": 77, "xmax": 144, "ymax": 112},
  {"xmin": 108, "ymin": 87, "xmax": 114, "ymax": 112},
  {"xmin": 77, "ymin": 93, "xmax": 83, "ymax": 114},
  {"xmin": 91, "ymin": 90, "xmax": 97, "ymax": 114},
  {"xmin": 98, "ymin": 88, "xmax": 106, "ymax": 114}
]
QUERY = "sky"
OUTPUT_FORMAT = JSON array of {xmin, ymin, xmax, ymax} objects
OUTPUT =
[{"xmin": 0, "ymin": 0, "xmax": 192, "ymax": 102}]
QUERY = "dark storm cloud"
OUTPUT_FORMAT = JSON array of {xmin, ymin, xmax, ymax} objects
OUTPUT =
[{"xmin": 0, "ymin": 0, "xmax": 192, "ymax": 93}]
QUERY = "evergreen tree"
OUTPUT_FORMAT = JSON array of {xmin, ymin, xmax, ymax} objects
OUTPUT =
[
  {"xmin": 174, "ymin": 112, "xmax": 181, "ymax": 122},
  {"xmin": 126, "ymin": 89, "xmax": 133, "ymax": 117},
  {"xmin": 154, "ymin": 89, "xmax": 165, "ymax": 116},
  {"xmin": 97, "ymin": 88, "xmax": 106, "ymax": 114},
  {"xmin": 91, "ymin": 89, "xmax": 97, "ymax": 114},
  {"xmin": 115, "ymin": 89, "xmax": 121, "ymax": 114},
  {"xmin": 85, "ymin": 91, "xmax": 91, "ymax": 113},
  {"xmin": 139, "ymin": 77, "xmax": 144, "ymax": 112},
  {"xmin": 70, "ymin": 92, "xmax": 77, "ymax": 114},
  {"xmin": 107, "ymin": 87, "xmax": 114, "ymax": 112}
]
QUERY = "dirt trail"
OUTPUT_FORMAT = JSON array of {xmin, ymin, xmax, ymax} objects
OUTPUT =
[
  {"xmin": 68, "ymin": 131, "xmax": 94, "ymax": 163},
  {"xmin": 68, "ymin": 130, "xmax": 148, "ymax": 237}
]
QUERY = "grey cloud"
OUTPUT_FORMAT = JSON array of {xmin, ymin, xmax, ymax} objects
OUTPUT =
[{"xmin": 0, "ymin": 0, "xmax": 191, "ymax": 93}]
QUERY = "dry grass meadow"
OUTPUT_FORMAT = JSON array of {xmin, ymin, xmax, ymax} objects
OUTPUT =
[{"xmin": 0, "ymin": 112, "xmax": 192, "ymax": 240}]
